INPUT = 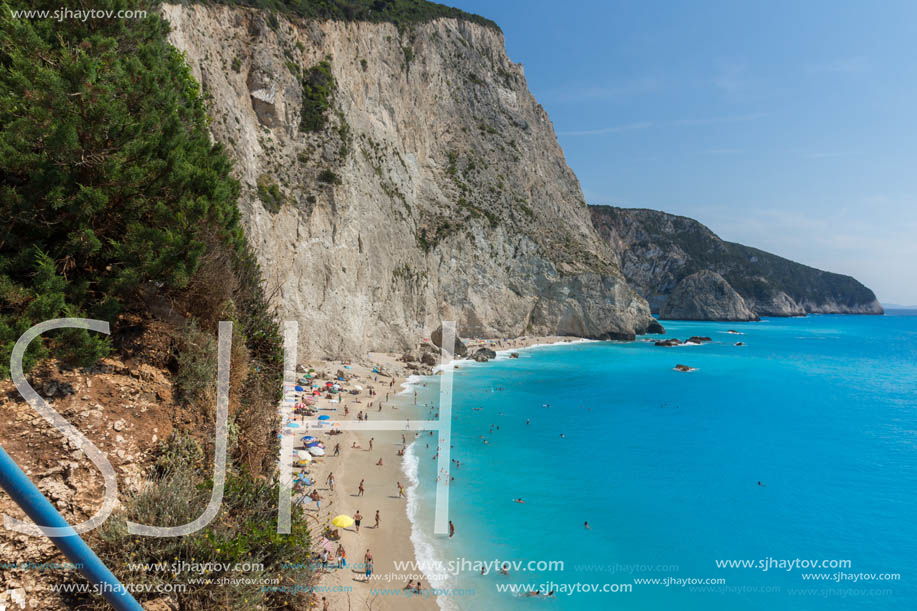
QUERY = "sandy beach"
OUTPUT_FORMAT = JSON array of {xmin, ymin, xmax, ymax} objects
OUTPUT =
[{"xmin": 291, "ymin": 335, "xmax": 585, "ymax": 610}]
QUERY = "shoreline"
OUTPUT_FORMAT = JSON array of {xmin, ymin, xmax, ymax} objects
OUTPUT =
[{"xmin": 296, "ymin": 335, "xmax": 587, "ymax": 609}]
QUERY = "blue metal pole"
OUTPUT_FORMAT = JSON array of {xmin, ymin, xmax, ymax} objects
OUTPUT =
[{"xmin": 0, "ymin": 445, "xmax": 143, "ymax": 611}]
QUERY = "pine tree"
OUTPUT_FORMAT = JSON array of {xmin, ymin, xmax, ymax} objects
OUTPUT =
[{"xmin": 0, "ymin": 0, "xmax": 246, "ymax": 375}]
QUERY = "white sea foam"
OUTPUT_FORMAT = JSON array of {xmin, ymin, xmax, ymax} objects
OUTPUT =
[{"xmin": 402, "ymin": 441, "xmax": 458, "ymax": 610}]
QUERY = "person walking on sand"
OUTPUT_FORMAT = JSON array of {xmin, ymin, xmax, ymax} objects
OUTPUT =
[
  {"xmin": 397, "ymin": 481, "xmax": 406, "ymax": 498},
  {"xmin": 374, "ymin": 509, "xmax": 380, "ymax": 529},
  {"xmin": 369, "ymin": 437, "xmax": 374, "ymax": 451},
  {"xmin": 322, "ymin": 596, "xmax": 329, "ymax": 611},
  {"xmin": 364, "ymin": 549, "xmax": 374, "ymax": 581},
  {"xmin": 310, "ymin": 489, "xmax": 322, "ymax": 511},
  {"xmin": 353, "ymin": 510, "xmax": 363, "ymax": 533},
  {"xmin": 358, "ymin": 479, "xmax": 365, "ymax": 496},
  {"xmin": 333, "ymin": 443, "xmax": 340, "ymax": 456}
]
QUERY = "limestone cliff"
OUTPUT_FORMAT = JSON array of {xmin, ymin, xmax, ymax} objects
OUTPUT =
[
  {"xmin": 590, "ymin": 205, "xmax": 883, "ymax": 319},
  {"xmin": 160, "ymin": 4, "xmax": 658, "ymax": 358},
  {"xmin": 659, "ymin": 270, "xmax": 758, "ymax": 321}
]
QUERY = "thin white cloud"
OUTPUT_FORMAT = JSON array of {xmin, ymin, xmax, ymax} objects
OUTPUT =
[
  {"xmin": 559, "ymin": 112, "xmax": 768, "ymax": 136},
  {"xmin": 799, "ymin": 151, "xmax": 859, "ymax": 159},
  {"xmin": 672, "ymin": 112, "xmax": 770, "ymax": 126},
  {"xmin": 558, "ymin": 122, "xmax": 654, "ymax": 136},
  {"xmin": 699, "ymin": 148, "xmax": 745, "ymax": 155},
  {"xmin": 806, "ymin": 57, "xmax": 869, "ymax": 74},
  {"xmin": 543, "ymin": 76, "xmax": 663, "ymax": 103}
]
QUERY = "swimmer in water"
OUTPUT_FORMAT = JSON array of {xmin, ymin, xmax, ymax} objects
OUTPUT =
[{"xmin": 513, "ymin": 498, "xmax": 525, "ymax": 504}]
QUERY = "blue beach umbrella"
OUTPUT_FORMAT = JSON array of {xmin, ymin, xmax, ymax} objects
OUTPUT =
[
  {"xmin": 295, "ymin": 385, "xmax": 304, "ymax": 392},
  {"xmin": 302, "ymin": 436, "xmax": 316, "ymax": 441},
  {"xmin": 317, "ymin": 415, "xmax": 330, "ymax": 421}
]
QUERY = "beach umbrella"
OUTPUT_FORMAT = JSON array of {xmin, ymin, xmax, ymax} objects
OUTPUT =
[
  {"xmin": 354, "ymin": 385, "xmax": 363, "ymax": 390},
  {"xmin": 297, "ymin": 450, "xmax": 312, "ymax": 462},
  {"xmin": 306, "ymin": 441, "xmax": 322, "ymax": 448},
  {"xmin": 309, "ymin": 447, "xmax": 326, "ymax": 456},
  {"xmin": 302, "ymin": 436, "xmax": 315, "ymax": 441},
  {"xmin": 331, "ymin": 515, "xmax": 354, "ymax": 528},
  {"xmin": 317, "ymin": 415, "xmax": 330, "ymax": 421},
  {"xmin": 295, "ymin": 385, "xmax": 304, "ymax": 392}
]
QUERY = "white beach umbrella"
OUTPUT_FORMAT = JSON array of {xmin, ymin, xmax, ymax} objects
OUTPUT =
[{"xmin": 309, "ymin": 447, "xmax": 326, "ymax": 456}]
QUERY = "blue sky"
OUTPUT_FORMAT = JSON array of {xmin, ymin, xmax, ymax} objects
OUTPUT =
[{"xmin": 450, "ymin": 0, "xmax": 917, "ymax": 304}]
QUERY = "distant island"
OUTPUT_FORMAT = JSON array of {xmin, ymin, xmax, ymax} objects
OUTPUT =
[{"xmin": 590, "ymin": 205, "xmax": 883, "ymax": 321}]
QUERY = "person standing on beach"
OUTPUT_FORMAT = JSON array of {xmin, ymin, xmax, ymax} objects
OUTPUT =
[
  {"xmin": 369, "ymin": 437, "xmax": 374, "ymax": 451},
  {"xmin": 326, "ymin": 472, "xmax": 335, "ymax": 491},
  {"xmin": 374, "ymin": 509, "xmax": 380, "ymax": 529},
  {"xmin": 354, "ymin": 510, "xmax": 363, "ymax": 533},
  {"xmin": 337, "ymin": 543, "xmax": 347, "ymax": 568},
  {"xmin": 449, "ymin": 520, "xmax": 455, "ymax": 538},
  {"xmin": 358, "ymin": 479, "xmax": 365, "ymax": 496}
]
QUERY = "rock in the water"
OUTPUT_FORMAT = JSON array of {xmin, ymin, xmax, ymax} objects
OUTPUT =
[
  {"xmin": 685, "ymin": 336, "xmax": 712, "ymax": 344},
  {"xmin": 431, "ymin": 324, "xmax": 468, "ymax": 357},
  {"xmin": 674, "ymin": 364, "xmax": 697, "ymax": 372},
  {"xmin": 655, "ymin": 338, "xmax": 682, "ymax": 347},
  {"xmin": 471, "ymin": 348, "xmax": 497, "ymax": 362},
  {"xmin": 659, "ymin": 271, "xmax": 759, "ymax": 321}
]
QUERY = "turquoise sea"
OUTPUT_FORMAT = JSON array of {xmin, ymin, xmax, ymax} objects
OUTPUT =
[{"xmin": 402, "ymin": 312, "xmax": 917, "ymax": 610}]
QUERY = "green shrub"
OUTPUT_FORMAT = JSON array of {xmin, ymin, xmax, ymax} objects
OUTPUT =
[
  {"xmin": 317, "ymin": 169, "xmax": 342, "ymax": 185},
  {"xmin": 257, "ymin": 177, "xmax": 285, "ymax": 213},
  {"xmin": 207, "ymin": 0, "xmax": 501, "ymax": 31},
  {"xmin": 93, "ymin": 436, "xmax": 312, "ymax": 610},
  {"xmin": 299, "ymin": 60, "xmax": 335, "ymax": 132}
]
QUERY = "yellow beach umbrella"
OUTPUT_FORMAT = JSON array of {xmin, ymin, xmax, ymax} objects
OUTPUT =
[{"xmin": 331, "ymin": 514, "xmax": 354, "ymax": 528}]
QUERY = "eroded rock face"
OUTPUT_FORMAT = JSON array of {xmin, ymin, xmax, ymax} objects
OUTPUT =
[
  {"xmin": 591, "ymin": 205, "xmax": 883, "ymax": 319},
  {"xmin": 161, "ymin": 4, "xmax": 659, "ymax": 358},
  {"xmin": 660, "ymin": 271, "xmax": 759, "ymax": 321}
]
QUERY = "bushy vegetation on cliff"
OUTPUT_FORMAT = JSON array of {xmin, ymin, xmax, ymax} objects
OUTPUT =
[
  {"xmin": 208, "ymin": 0, "xmax": 501, "ymax": 31},
  {"xmin": 0, "ymin": 1, "xmax": 308, "ymax": 606}
]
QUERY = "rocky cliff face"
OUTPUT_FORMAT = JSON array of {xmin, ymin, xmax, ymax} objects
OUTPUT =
[
  {"xmin": 161, "ymin": 4, "xmax": 658, "ymax": 358},
  {"xmin": 590, "ymin": 206, "xmax": 883, "ymax": 319},
  {"xmin": 660, "ymin": 270, "xmax": 759, "ymax": 321}
]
